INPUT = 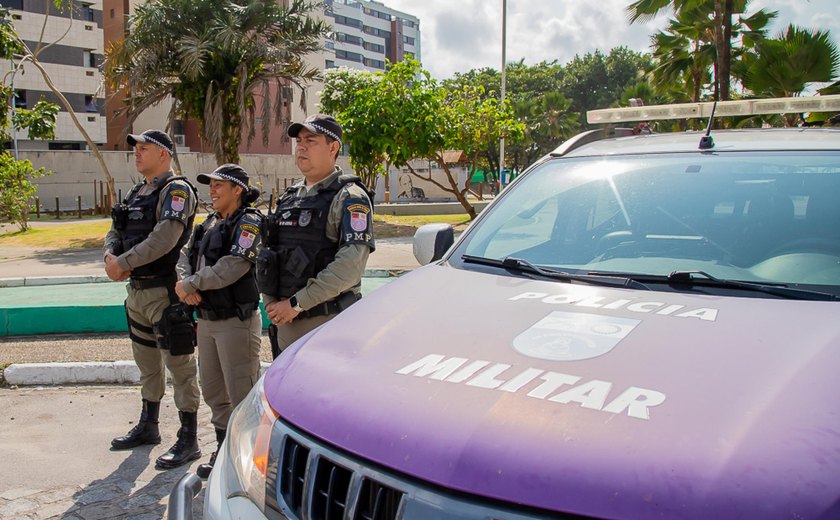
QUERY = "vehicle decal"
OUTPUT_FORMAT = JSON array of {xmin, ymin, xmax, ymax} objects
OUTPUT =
[
  {"xmin": 509, "ymin": 292, "xmax": 718, "ymax": 321},
  {"xmin": 396, "ymin": 354, "xmax": 666, "ymax": 420},
  {"xmin": 513, "ymin": 311, "xmax": 641, "ymax": 361}
]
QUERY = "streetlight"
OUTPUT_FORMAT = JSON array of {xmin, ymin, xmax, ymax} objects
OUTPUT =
[{"xmin": 498, "ymin": 0, "xmax": 507, "ymax": 194}]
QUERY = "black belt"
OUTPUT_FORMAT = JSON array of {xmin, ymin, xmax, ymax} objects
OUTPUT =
[
  {"xmin": 298, "ymin": 292, "xmax": 361, "ymax": 319},
  {"xmin": 129, "ymin": 273, "xmax": 176, "ymax": 290}
]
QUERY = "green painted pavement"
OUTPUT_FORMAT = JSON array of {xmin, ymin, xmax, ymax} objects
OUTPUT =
[{"xmin": 0, "ymin": 277, "xmax": 395, "ymax": 337}]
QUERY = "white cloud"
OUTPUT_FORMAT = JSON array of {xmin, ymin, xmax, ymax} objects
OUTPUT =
[{"xmin": 383, "ymin": 0, "xmax": 840, "ymax": 79}]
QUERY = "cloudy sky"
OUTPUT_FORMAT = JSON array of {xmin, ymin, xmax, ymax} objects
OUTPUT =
[{"xmin": 384, "ymin": 0, "xmax": 840, "ymax": 80}]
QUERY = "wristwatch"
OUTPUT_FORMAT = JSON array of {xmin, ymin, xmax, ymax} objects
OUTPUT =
[{"xmin": 289, "ymin": 295, "xmax": 304, "ymax": 313}]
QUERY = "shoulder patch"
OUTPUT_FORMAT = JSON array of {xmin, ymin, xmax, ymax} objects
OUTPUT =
[
  {"xmin": 340, "ymin": 194, "xmax": 375, "ymax": 250},
  {"xmin": 229, "ymin": 216, "xmax": 262, "ymax": 262}
]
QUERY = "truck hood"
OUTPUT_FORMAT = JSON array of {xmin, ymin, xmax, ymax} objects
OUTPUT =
[{"xmin": 264, "ymin": 265, "xmax": 840, "ymax": 519}]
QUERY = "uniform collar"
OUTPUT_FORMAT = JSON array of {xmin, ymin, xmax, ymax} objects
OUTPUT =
[
  {"xmin": 149, "ymin": 170, "xmax": 174, "ymax": 186},
  {"xmin": 301, "ymin": 166, "xmax": 343, "ymax": 193}
]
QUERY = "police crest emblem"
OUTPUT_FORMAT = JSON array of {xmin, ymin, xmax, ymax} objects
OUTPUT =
[
  {"xmin": 513, "ymin": 311, "xmax": 640, "ymax": 361},
  {"xmin": 238, "ymin": 230, "xmax": 256, "ymax": 249},
  {"xmin": 299, "ymin": 210, "xmax": 312, "ymax": 227},
  {"xmin": 350, "ymin": 211, "xmax": 367, "ymax": 232},
  {"xmin": 171, "ymin": 195, "xmax": 185, "ymax": 212}
]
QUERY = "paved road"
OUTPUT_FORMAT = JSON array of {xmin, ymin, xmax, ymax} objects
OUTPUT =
[{"xmin": 0, "ymin": 385, "xmax": 213, "ymax": 519}]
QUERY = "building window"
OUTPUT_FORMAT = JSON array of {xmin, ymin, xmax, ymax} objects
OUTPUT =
[
  {"xmin": 4, "ymin": 0, "xmax": 23, "ymax": 10},
  {"xmin": 325, "ymin": 59, "xmax": 336, "ymax": 69},
  {"xmin": 49, "ymin": 143, "xmax": 82, "ymax": 151},
  {"xmin": 335, "ymin": 50, "xmax": 362, "ymax": 63},
  {"xmin": 13, "ymin": 90, "xmax": 26, "ymax": 109},
  {"xmin": 363, "ymin": 58, "xmax": 385, "ymax": 70},
  {"xmin": 80, "ymin": 3, "xmax": 95, "ymax": 22},
  {"xmin": 403, "ymin": 36, "xmax": 415, "ymax": 45},
  {"xmin": 333, "ymin": 15, "xmax": 362, "ymax": 29},
  {"xmin": 85, "ymin": 95, "xmax": 98, "ymax": 113},
  {"xmin": 402, "ymin": 19, "xmax": 416, "ymax": 28},
  {"xmin": 363, "ymin": 41, "xmax": 384, "ymax": 53},
  {"xmin": 335, "ymin": 33, "xmax": 362, "ymax": 46},
  {"xmin": 110, "ymin": 8, "xmax": 114, "ymax": 18}
]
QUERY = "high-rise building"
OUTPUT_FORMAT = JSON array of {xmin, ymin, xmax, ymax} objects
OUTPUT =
[
  {"xmin": 2, "ymin": 0, "xmax": 106, "ymax": 151},
  {"xmin": 324, "ymin": 0, "xmax": 420, "ymax": 72}
]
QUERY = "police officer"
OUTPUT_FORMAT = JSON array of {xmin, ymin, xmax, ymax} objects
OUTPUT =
[
  {"xmin": 258, "ymin": 115, "xmax": 374, "ymax": 357},
  {"xmin": 174, "ymin": 164, "xmax": 263, "ymax": 479},
  {"xmin": 104, "ymin": 129, "xmax": 202, "ymax": 470}
]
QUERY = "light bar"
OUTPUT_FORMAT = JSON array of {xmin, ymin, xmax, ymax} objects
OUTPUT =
[{"xmin": 587, "ymin": 94, "xmax": 840, "ymax": 124}]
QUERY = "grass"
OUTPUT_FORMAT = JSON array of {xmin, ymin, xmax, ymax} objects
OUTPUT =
[{"xmin": 0, "ymin": 213, "xmax": 469, "ymax": 248}]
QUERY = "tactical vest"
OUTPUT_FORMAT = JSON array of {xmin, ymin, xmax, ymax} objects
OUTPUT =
[
  {"xmin": 188, "ymin": 207, "xmax": 261, "ymax": 320},
  {"xmin": 112, "ymin": 176, "xmax": 196, "ymax": 279},
  {"xmin": 263, "ymin": 175, "xmax": 362, "ymax": 298}
]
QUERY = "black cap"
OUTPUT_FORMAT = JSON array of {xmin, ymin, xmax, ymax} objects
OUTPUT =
[
  {"xmin": 287, "ymin": 114, "xmax": 342, "ymax": 143},
  {"xmin": 197, "ymin": 164, "xmax": 251, "ymax": 191},
  {"xmin": 127, "ymin": 129, "xmax": 174, "ymax": 155}
]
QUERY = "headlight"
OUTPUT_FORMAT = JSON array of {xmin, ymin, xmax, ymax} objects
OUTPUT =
[{"xmin": 224, "ymin": 374, "xmax": 278, "ymax": 511}]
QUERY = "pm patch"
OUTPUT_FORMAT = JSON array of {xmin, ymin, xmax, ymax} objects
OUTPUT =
[
  {"xmin": 161, "ymin": 186, "xmax": 192, "ymax": 223},
  {"xmin": 231, "ymin": 221, "xmax": 261, "ymax": 261},
  {"xmin": 341, "ymin": 200, "xmax": 374, "ymax": 249}
]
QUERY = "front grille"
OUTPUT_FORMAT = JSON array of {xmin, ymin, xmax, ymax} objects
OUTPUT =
[
  {"xmin": 312, "ymin": 458, "xmax": 352, "ymax": 519},
  {"xmin": 355, "ymin": 478, "xmax": 403, "ymax": 520},
  {"xmin": 279, "ymin": 436, "xmax": 309, "ymax": 517}
]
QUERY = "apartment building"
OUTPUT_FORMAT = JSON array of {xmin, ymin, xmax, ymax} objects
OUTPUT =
[
  {"xmin": 2, "ymin": 0, "xmax": 106, "ymax": 150},
  {"xmin": 325, "ymin": 0, "xmax": 421, "ymax": 72}
]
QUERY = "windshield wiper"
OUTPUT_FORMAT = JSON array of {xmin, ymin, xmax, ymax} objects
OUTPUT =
[
  {"xmin": 666, "ymin": 270, "xmax": 839, "ymax": 301},
  {"xmin": 461, "ymin": 255, "xmax": 650, "ymax": 290}
]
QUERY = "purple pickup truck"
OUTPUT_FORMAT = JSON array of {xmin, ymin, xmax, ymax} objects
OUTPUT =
[{"xmin": 184, "ymin": 98, "xmax": 840, "ymax": 520}]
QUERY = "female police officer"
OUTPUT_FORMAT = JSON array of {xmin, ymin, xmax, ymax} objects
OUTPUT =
[{"xmin": 175, "ymin": 163, "xmax": 262, "ymax": 478}]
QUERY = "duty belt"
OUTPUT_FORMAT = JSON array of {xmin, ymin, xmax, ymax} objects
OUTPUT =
[
  {"xmin": 129, "ymin": 273, "xmax": 177, "ymax": 290},
  {"xmin": 298, "ymin": 292, "xmax": 361, "ymax": 319},
  {"xmin": 197, "ymin": 307, "xmax": 243, "ymax": 321}
]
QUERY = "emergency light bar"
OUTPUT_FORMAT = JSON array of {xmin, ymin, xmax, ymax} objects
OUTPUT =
[{"xmin": 587, "ymin": 94, "xmax": 840, "ymax": 124}]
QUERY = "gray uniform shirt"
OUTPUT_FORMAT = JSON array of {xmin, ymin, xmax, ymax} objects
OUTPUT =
[
  {"xmin": 104, "ymin": 170, "xmax": 198, "ymax": 272},
  {"xmin": 263, "ymin": 169, "xmax": 372, "ymax": 310}
]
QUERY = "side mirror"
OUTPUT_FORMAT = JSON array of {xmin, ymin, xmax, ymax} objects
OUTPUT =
[{"xmin": 413, "ymin": 223, "xmax": 454, "ymax": 265}]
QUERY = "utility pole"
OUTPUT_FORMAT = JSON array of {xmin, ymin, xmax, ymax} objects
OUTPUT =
[{"xmin": 498, "ymin": 0, "xmax": 507, "ymax": 194}]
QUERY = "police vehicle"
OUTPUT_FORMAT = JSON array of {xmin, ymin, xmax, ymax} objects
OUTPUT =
[{"xmin": 171, "ymin": 95, "xmax": 840, "ymax": 520}]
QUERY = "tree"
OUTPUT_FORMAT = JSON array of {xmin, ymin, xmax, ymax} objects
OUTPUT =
[
  {"xmin": 104, "ymin": 0, "xmax": 329, "ymax": 164},
  {"xmin": 321, "ymin": 58, "xmax": 522, "ymax": 219},
  {"xmin": 741, "ymin": 25, "xmax": 839, "ymax": 126},
  {"xmin": 0, "ymin": 6, "xmax": 59, "ymax": 231},
  {"xmin": 560, "ymin": 47, "xmax": 651, "ymax": 126}
]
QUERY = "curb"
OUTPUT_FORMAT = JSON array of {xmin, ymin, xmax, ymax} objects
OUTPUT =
[
  {"xmin": 4, "ymin": 360, "xmax": 273, "ymax": 386},
  {"xmin": 0, "ymin": 269, "xmax": 406, "ymax": 288}
]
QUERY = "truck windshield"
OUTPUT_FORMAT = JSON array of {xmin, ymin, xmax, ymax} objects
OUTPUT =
[{"xmin": 455, "ymin": 152, "xmax": 840, "ymax": 295}]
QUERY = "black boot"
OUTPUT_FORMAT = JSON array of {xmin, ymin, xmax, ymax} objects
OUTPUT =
[
  {"xmin": 155, "ymin": 411, "xmax": 201, "ymax": 470},
  {"xmin": 196, "ymin": 428, "xmax": 226, "ymax": 479},
  {"xmin": 111, "ymin": 399, "xmax": 161, "ymax": 450}
]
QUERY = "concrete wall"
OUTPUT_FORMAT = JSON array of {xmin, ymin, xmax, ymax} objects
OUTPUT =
[{"xmin": 22, "ymin": 150, "xmax": 354, "ymax": 210}]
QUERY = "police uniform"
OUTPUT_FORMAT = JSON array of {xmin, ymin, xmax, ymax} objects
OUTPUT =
[
  {"xmin": 176, "ymin": 164, "xmax": 263, "ymax": 478},
  {"xmin": 105, "ymin": 130, "xmax": 201, "ymax": 470},
  {"xmin": 259, "ymin": 166, "xmax": 375, "ymax": 356}
]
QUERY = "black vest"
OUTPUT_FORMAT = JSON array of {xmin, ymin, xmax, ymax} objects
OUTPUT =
[
  {"xmin": 112, "ymin": 176, "xmax": 195, "ymax": 279},
  {"xmin": 263, "ymin": 175, "xmax": 361, "ymax": 298},
  {"xmin": 188, "ymin": 207, "xmax": 261, "ymax": 320}
]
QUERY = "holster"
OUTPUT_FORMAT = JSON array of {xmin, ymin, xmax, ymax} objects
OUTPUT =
[
  {"xmin": 256, "ymin": 248, "xmax": 281, "ymax": 297},
  {"xmin": 268, "ymin": 324, "xmax": 281, "ymax": 360},
  {"xmin": 111, "ymin": 204, "xmax": 128, "ymax": 230},
  {"xmin": 153, "ymin": 303, "xmax": 197, "ymax": 355}
]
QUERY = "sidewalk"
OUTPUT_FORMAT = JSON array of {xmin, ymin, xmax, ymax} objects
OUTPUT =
[{"xmin": 0, "ymin": 235, "xmax": 421, "ymax": 384}]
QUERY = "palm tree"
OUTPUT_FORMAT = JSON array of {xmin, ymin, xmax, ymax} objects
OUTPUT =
[
  {"xmin": 104, "ymin": 0, "xmax": 329, "ymax": 164},
  {"xmin": 741, "ymin": 25, "xmax": 839, "ymax": 126},
  {"xmin": 627, "ymin": 0, "xmax": 746, "ymax": 100},
  {"xmin": 649, "ymin": 7, "xmax": 716, "ymax": 103}
]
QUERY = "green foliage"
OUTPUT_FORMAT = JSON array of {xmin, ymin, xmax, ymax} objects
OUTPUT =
[
  {"xmin": 104, "ymin": 0, "xmax": 329, "ymax": 164},
  {"xmin": 560, "ymin": 47, "xmax": 651, "ymax": 126},
  {"xmin": 0, "ymin": 154, "xmax": 48, "ymax": 231},
  {"xmin": 0, "ymin": 9, "xmax": 58, "ymax": 230},
  {"xmin": 320, "ymin": 58, "xmax": 523, "ymax": 218}
]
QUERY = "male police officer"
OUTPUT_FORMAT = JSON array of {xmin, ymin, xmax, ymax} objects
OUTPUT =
[
  {"xmin": 258, "ymin": 114, "xmax": 374, "ymax": 357},
  {"xmin": 104, "ymin": 129, "xmax": 202, "ymax": 470},
  {"xmin": 175, "ymin": 164, "xmax": 263, "ymax": 479}
]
